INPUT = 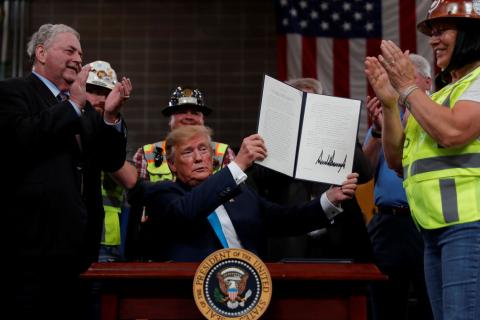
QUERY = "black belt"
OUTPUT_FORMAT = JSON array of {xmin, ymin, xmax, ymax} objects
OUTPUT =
[{"xmin": 377, "ymin": 205, "xmax": 411, "ymax": 216}]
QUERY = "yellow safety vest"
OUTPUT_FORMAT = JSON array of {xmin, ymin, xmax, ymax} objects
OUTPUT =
[
  {"xmin": 403, "ymin": 66, "xmax": 480, "ymax": 229},
  {"xmin": 143, "ymin": 140, "xmax": 229, "ymax": 182},
  {"xmin": 101, "ymin": 172, "xmax": 124, "ymax": 245}
]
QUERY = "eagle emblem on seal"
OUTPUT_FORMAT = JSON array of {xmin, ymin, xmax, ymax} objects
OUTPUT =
[{"xmin": 215, "ymin": 267, "xmax": 252, "ymax": 309}]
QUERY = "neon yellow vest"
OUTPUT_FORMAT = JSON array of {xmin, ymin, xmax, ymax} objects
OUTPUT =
[
  {"xmin": 403, "ymin": 66, "xmax": 480, "ymax": 229},
  {"xmin": 143, "ymin": 140, "xmax": 229, "ymax": 182},
  {"xmin": 101, "ymin": 172, "xmax": 124, "ymax": 246}
]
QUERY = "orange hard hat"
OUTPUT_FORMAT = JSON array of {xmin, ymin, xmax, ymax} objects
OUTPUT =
[{"xmin": 417, "ymin": 0, "xmax": 480, "ymax": 35}]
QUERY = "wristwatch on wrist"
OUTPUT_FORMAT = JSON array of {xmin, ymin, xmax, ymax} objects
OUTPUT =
[
  {"xmin": 371, "ymin": 129, "xmax": 382, "ymax": 138},
  {"xmin": 371, "ymin": 123, "xmax": 381, "ymax": 138}
]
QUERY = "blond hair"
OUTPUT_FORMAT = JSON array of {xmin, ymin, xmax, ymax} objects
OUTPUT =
[
  {"xmin": 165, "ymin": 125, "xmax": 213, "ymax": 161},
  {"xmin": 285, "ymin": 77, "xmax": 323, "ymax": 94}
]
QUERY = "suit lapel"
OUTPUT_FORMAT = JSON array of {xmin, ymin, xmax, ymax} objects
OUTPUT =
[
  {"xmin": 26, "ymin": 73, "xmax": 84, "ymax": 155},
  {"xmin": 26, "ymin": 73, "xmax": 59, "ymax": 107}
]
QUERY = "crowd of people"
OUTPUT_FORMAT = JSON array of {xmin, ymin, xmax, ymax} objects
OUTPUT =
[{"xmin": 3, "ymin": 1, "xmax": 480, "ymax": 319}]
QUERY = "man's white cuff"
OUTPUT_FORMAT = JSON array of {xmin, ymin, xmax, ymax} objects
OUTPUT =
[
  {"xmin": 228, "ymin": 162, "xmax": 247, "ymax": 185},
  {"xmin": 320, "ymin": 193, "xmax": 343, "ymax": 221}
]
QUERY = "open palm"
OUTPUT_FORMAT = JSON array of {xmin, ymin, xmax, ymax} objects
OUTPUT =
[{"xmin": 365, "ymin": 56, "xmax": 398, "ymax": 109}]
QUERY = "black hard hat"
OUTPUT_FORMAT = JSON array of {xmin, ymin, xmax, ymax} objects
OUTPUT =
[{"xmin": 161, "ymin": 86, "xmax": 212, "ymax": 117}]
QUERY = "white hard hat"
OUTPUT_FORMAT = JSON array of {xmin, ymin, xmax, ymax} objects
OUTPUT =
[{"xmin": 87, "ymin": 60, "xmax": 117, "ymax": 90}]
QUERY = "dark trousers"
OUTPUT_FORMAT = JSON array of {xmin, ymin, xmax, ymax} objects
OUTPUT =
[
  {"xmin": 6, "ymin": 262, "xmax": 92, "ymax": 320},
  {"xmin": 367, "ymin": 212, "xmax": 433, "ymax": 320},
  {"xmin": 368, "ymin": 267, "xmax": 432, "ymax": 320}
]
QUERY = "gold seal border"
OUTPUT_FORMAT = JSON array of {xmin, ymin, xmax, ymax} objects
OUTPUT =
[{"xmin": 193, "ymin": 248, "xmax": 273, "ymax": 320}]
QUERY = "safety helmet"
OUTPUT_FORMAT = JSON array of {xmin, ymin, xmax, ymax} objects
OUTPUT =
[
  {"xmin": 86, "ymin": 60, "xmax": 117, "ymax": 90},
  {"xmin": 161, "ymin": 86, "xmax": 212, "ymax": 117},
  {"xmin": 417, "ymin": 0, "xmax": 480, "ymax": 35}
]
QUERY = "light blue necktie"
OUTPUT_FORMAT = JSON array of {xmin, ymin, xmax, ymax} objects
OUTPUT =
[{"xmin": 207, "ymin": 211, "xmax": 229, "ymax": 248}]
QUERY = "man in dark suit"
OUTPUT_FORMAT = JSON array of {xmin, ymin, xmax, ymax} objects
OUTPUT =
[
  {"xmin": 132, "ymin": 125, "xmax": 359, "ymax": 262},
  {"xmin": 0, "ymin": 24, "xmax": 128, "ymax": 319}
]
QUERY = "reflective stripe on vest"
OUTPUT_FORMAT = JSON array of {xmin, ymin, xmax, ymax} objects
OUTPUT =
[
  {"xmin": 409, "ymin": 153, "xmax": 480, "ymax": 177},
  {"xmin": 402, "ymin": 66, "xmax": 480, "ymax": 229},
  {"xmin": 101, "ymin": 172, "xmax": 123, "ymax": 246},
  {"xmin": 144, "ymin": 141, "xmax": 172, "ymax": 182},
  {"xmin": 143, "ymin": 140, "xmax": 229, "ymax": 182},
  {"xmin": 101, "ymin": 205, "xmax": 121, "ymax": 245}
]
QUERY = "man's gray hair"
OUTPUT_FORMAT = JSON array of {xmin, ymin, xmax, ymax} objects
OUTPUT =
[
  {"xmin": 285, "ymin": 77, "xmax": 323, "ymax": 94},
  {"xmin": 26, "ymin": 24, "xmax": 80, "ymax": 61},
  {"xmin": 409, "ymin": 53, "xmax": 431, "ymax": 78}
]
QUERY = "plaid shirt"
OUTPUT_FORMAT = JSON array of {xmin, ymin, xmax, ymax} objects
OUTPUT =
[{"xmin": 133, "ymin": 142, "xmax": 235, "ymax": 181}]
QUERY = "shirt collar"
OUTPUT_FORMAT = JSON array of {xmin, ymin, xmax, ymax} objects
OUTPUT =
[{"xmin": 32, "ymin": 71, "xmax": 67, "ymax": 97}]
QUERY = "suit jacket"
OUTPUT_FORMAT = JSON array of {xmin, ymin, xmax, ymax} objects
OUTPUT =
[
  {"xmin": 246, "ymin": 140, "xmax": 374, "ymax": 262},
  {"xmin": 137, "ymin": 167, "xmax": 334, "ymax": 262},
  {"xmin": 0, "ymin": 73, "xmax": 126, "ymax": 272}
]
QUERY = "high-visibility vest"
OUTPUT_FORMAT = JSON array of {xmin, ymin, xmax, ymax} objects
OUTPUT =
[
  {"xmin": 143, "ymin": 140, "xmax": 229, "ymax": 182},
  {"xmin": 403, "ymin": 66, "xmax": 480, "ymax": 229},
  {"xmin": 101, "ymin": 172, "xmax": 124, "ymax": 245}
]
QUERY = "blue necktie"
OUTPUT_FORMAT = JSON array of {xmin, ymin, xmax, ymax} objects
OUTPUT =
[
  {"xmin": 57, "ymin": 92, "xmax": 69, "ymax": 102},
  {"xmin": 207, "ymin": 211, "xmax": 229, "ymax": 248}
]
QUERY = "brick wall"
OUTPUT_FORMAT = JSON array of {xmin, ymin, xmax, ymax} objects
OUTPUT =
[{"xmin": 28, "ymin": 0, "xmax": 277, "ymax": 156}]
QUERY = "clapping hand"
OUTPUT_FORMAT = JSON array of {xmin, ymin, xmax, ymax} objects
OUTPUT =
[
  {"xmin": 366, "ymin": 96, "xmax": 383, "ymax": 131},
  {"xmin": 104, "ymin": 77, "xmax": 132, "ymax": 123},
  {"xmin": 69, "ymin": 65, "xmax": 91, "ymax": 108},
  {"xmin": 378, "ymin": 40, "xmax": 416, "ymax": 92},
  {"xmin": 365, "ymin": 56, "xmax": 399, "ymax": 109}
]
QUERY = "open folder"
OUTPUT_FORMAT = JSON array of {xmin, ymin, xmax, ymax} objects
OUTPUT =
[{"xmin": 256, "ymin": 74, "xmax": 361, "ymax": 185}]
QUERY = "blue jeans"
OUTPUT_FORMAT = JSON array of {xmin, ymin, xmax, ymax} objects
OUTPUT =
[
  {"xmin": 98, "ymin": 245, "xmax": 122, "ymax": 262},
  {"xmin": 422, "ymin": 221, "xmax": 480, "ymax": 320}
]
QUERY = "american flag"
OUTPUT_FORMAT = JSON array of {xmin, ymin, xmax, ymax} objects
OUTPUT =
[{"xmin": 275, "ymin": 0, "xmax": 433, "ymax": 136}]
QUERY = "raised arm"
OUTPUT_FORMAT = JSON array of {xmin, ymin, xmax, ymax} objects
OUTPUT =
[
  {"xmin": 365, "ymin": 56, "xmax": 405, "ymax": 172},
  {"xmin": 379, "ymin": 40, "xmax": 480, "ymax": 148},
  {"xmin": 362, "ymin": 96, "xmax": 383, "ymax": 172}
]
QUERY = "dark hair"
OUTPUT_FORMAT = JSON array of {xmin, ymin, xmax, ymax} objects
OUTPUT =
[
  {"xmin": 445, "ymin": 20, "xmax": 480, "ymax": 73},
  {"xmin": 434, "ymin": 20, "xmax": 480, "ymax": 90},
  {"xmin": 434, "ymin": 72, "xmax": 451, "ymax": 91}
]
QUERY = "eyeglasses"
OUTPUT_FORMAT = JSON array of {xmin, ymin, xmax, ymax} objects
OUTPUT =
[{"xmin": 430, "ymin": 26, "xmax": 456, "ymax": 37}]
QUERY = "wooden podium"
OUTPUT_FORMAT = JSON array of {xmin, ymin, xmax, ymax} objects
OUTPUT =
[{"xmin": 82, "ymin": 262, "xmax": 386, "ymax": 320}]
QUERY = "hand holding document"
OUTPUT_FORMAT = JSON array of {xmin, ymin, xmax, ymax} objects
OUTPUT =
[{"xmin": 256, "ymin": 75, "xmax": 361, "ymax": 185}]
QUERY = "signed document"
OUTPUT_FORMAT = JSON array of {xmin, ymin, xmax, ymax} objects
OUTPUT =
[{"xmin": 256, "ymin": 74, "xmax": 361, "ymax": 185}]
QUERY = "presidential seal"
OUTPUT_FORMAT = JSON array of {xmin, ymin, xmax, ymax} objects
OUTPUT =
[
  {"xmin": 193, "ymin": 248, "xmax": 272, "ymax": 320},
  {"xmin": 474, "ymin": 0, "xmax": 480, "ymax": 15}
]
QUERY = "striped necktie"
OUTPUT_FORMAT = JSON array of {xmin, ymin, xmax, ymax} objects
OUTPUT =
[
  {"xmin": 57, "ymin": 91, "xmax": 83, "ymax": 151},
  {"xmin": 57, "ymin": 92, "xmax": 69, "ymax": 102},
  {"xmin": 57, "ymin": 91, "xmax": 84, "ymax": 197}
]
